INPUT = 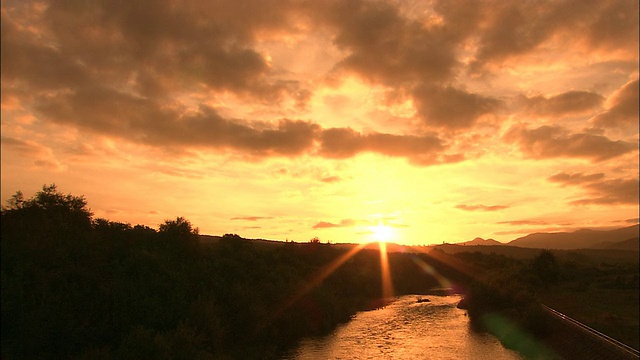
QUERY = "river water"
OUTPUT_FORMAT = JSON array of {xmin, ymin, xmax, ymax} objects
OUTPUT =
[{"xmin": 282, "ymin": 293, "xmax": 523, "ymax": 360}]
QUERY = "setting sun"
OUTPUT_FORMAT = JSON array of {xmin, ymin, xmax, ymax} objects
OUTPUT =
[
  {"xmin": 371, "ymin": 224, "xmax": 396, "ymax": 243},
  {"xmin": 1, "ymin": 0, "xmax": 637, "ymax": 358},
  {"xmin": 1, "ymin": 0, "xmax": 637, "ymax": 246}
]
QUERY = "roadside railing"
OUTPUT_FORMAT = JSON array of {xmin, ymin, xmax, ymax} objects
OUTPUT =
[{"xmin": 542, "ymin": 304, "xmax": 639, "ymax": 359}]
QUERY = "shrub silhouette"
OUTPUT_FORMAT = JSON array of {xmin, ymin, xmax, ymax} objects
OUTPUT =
[{"xmin": 2, "ymin": 185, "xmax": 455, "ymax": 359}]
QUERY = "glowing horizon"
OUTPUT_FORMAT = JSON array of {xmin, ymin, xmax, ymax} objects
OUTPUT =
[
  {"xmin": 1, "ymin": 0, "xmax": 638, "ymax": 245},
  {"xmin": 370, "ymin": 224, "xmax": 397, "ymax": 243}
]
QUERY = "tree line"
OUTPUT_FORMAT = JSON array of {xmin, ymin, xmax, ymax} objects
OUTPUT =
[
  {"xmin": 2, "ymin": 185, "xmax": 453, "ymax": 359},
  {"xmin": 8, "ymin": 185, "xmax": 629, "ymax": 359}
]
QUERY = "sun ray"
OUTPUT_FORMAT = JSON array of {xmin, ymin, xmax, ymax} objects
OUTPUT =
[
  {"xmin": 257, "ymin": 242, "xmax": 368, "ymax": 331},
  {"xmin": 378, "ymin": 241, "xmax": 395, "ymax": 301},
  {"xmin": 410, "ymin": 255, "xmax": 452, "ymax": 289}
]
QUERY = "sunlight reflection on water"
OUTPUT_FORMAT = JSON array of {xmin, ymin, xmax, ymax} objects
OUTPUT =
[{"xmin": 282, "ymin": 294, "xmax": 523, "ymax": 360}]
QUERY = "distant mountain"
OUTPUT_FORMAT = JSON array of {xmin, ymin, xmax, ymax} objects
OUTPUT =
[
  {"xmin": 507, "ymin": 224, "xmax": 639, "ymax": 250},
  {"xmin": 457, "ymin": 237, "xmax": 503, "ymax": 246}
]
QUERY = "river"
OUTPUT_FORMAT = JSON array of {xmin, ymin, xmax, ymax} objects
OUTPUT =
[{"xmin": 281, "ymin": 293, "xmax": 523, "ymax": 360}]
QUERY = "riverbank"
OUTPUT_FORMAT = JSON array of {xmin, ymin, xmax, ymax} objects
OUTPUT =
[{"xmin": 454, "ymin": 249, "xmax": 638, "ymax": 360}]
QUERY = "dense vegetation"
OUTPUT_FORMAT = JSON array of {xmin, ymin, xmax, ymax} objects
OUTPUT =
[
  {"xmin": 538, "ymin": 251, "xmax": 639, "ymax": 349},
  {"xmin": 455, "ymin": 250, "xmax": 561, "ymax": 357},
  {"xmin": 1, "ymin": 185, "xmax": 458, "ymax": 359},
  {"xmin": 4, "ymin": 185, "xmax": 636, "ymax": 359},
  {"xmin": 454, "ymin": 247, "xmax": 639, "ymax": 354}
]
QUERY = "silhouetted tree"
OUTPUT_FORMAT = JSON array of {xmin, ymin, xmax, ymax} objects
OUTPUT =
[
  {"xmin": 2, "ymin": 185, "xmax": 470, "ymax": 359},
  {"xmin": 157, "ymin": 217, "xmax": 200, "ymax": 256},
  {"xmin": 530, "ymin": 250, "xmax": 559, "ymax": 286}
]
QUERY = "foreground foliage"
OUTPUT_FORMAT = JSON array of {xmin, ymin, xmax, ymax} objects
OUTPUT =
[
  {"xmin": 456, "ymin": 247, "xmax": 639, "ymax": 352},
  {"xmin": 7, "ymin": 185, "xmax": 634, "ymax": 358},
  {"xmin": 1, "ymin": 185, "xmax": 450, "ymax": 359}
]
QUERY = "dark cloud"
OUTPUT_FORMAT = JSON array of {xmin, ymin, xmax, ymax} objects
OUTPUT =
[
  {"xmin": 33, "ymin": 82, "xmax": 457, "ymax": 162},
  {"xmin": 431, "ymin": 0, "xmax": 484, "ymax": 42},
  {"xmin": 470, "ymin": 0, "xmax": 639, "ymax": 72},
  {"xmin": 3, "ymin": 0, "xmax": 306, "ymax": 103},
  {"xmin": 36, "ymin": 86, "xmax": 319, "ymax": 156},
  {"xmin": 470, "ymin": 1, "xmax": 574, "ymax": 70},
  {"xmin": 570, "ymin": 178, "xmax": 639, "ymax": 205},
  {"xmin": 591, "ymin": 79, "xmax": 639, "ymax": 129},
  {"xmin": 5, "ymin": 0, "xmax": 637, "ymax": 104},
  {"xmin": 318, "ymin": 127, "xmax": 450, "ymax": 164},
  {"xmin": 0, "ymin": 136, "xmax": 62, "ymax": 170},
  {"xmin": 547, "ymin": 172, "xmax": 606, "ymax": 185},
  {"xmin": 309, "ymin": 1, "xmax": 502, "ymax": 130},
  {"xmin": 1, "ymin": 11, "xmax": 90, "ymax": 90},
  {"xmin": 456, "ymin": 204, "xmax": 509, "ymax": 212},
  {"xmin": 1, "ymin": 136, "xmax": 43, "ymax": 156},
  {"xmin": 518, "ymin": 91, "xmax": 604, "ymax": 117},
  {"xmin": 584, "ymin": 0, "xmax": 640, "ymax": 52},
  {"xmin": 5, "ymin": 0, "xmax": 467, "ymax": 165},
  {"xmin": 412, "ymin": 85, "xmax": 503, "ymax": 129},
  {"xmin": 505, "ymin": 125, "xmax": 636, "ymax": 161},
  {"xmin": 314, "ymin": 0, "xmax": 458, "ymax": 85},
  {"xmin": 548, "ymin": 172, "xmax": 639, "ymax": 205},
  {"xmin": 230, "ymin": 216, "xmax": 272, "ymax": 221},
  {"xmin": 23, "ymin": 81, "xmax": 455, "ymax": 163},
  {"xmin": 312, "ymin": 219, "xmax": 356, "ymax": 229},
  {"xmin": 2, "ymin": 0, "xmax": 637, "ymax": 168},
  {"xmin": 318, "ymin": 128, "xmax": 363, "ymax": 159},
  {"xmin": 314, "ymin": 0, "xmax": 638, "ymax": 87}
]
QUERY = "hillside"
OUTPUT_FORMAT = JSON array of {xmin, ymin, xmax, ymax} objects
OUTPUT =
[
  {"xmin": 508, "ymin": 224, "xmax": 639, "ymax": 250},
  {"xmin": 597, "ymin": 237, "xmax": 639, "ymax": 251},
  {"xmin": 455, "ymin": 237, "xmax": 503, "ymax": 246},
  {"xmin": 199, "ymin": 226, "xmax": 639, "ymax": 257}
]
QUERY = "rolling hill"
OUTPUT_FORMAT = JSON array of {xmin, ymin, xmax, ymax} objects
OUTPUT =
[
  {"xmin": 507, "ymin": 224, "xmax": 639, "ymax": 250},
  {"xmin": 456, "ymin": 237, "xmax": 503, "ymax": 246},
  {"xmin": 595, "ymin": 237, "xmax": 639, "ymax": 251}
]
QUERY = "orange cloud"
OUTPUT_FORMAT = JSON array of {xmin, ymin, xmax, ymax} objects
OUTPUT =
[
  {"xmin": 505, "ymin": 125, "xmax": 635, "ymax": 161},
  {"xmin": 1, "ymin": 0, "xmax": 637, "ymax": 246},
  {"xmin": 517, "ymin": 91, "xmax": 604, "ymax": 117},
  {"xmin": 312, "ymin": 219, "xmax": 356, "ymax": 229},
  {"xmin": 320, "ymin": 176, "xmax": 342, "ymax": 183},
  {"xmin": 36, "ymin": 87, "xmax": 319, "ymax": 156},
  {"xmin": 0, "ymin": 136, "xmax": 64, "ymax": 171},
  {"xmin": 318, "ymin": 127, "xmax": 450, "ymax": 164},
  {"xmin": 571, "ymin": 178, "xmax": 639, "ymax": 205},
  {"xmin": 230, "ymin": 216, "xmax": 273, "ymax": 221},
  {"xmin": 469, "ymin": 0, "xmax": 639, "ymax": 73},
  {"xmin": 412, "ymin": 85, "xmax": 502, "ymax": 129},
  {"xmin": 591, "ymin": 79, "xmax": 639, "ymax": 129},
  {"xmin": 314, "ymin": 0, "xmax": 458, "ymax": 85},
  {"xmin": 548, "ymin": 172, "xmax": 639, "ymax": 205},
  {"xmin": 547, "ymin": 172, "xmax": 606, "ymax": 185}
]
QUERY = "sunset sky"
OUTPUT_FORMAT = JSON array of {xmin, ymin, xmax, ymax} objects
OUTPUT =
[{"xmin": 2, "ymin": 0, "xmax": 638, "ymax": 245}]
